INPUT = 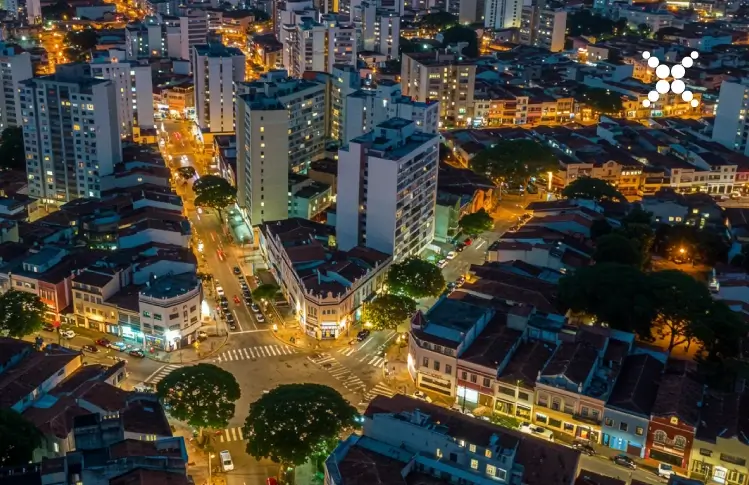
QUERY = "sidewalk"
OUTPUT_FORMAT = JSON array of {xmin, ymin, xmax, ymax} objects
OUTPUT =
[{"xmin": 146, "ymin": 331, "xmax": 230, "ymax": 364}]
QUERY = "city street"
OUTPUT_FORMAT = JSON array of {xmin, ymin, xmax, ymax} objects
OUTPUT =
[{"xmin": 579, "ymin": 454, "xmax": 665, "ymax": 485}]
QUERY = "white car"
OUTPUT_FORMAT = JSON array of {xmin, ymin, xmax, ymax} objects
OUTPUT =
[
  {"xmin": 445, "ymin": 251, "xmax": 457, "ymax": 260},
  {"xmin": 437, "ymin": 259, "xmax": 448, "ymax": 269},
  {"xmin": 518, "ymin": 422, "xmax": 554, "ymax": 442},
  {"xmin": 255, "ymin": 313, "xmax": 265, "ymax": 323},
  {"xmin": 216, "ymin": 285, "xmax": 225, "ymax": 297},
  {"xmin": 60, "ymin": 330, "xmax": 76, "ymax": 339},
  {"xmin": 219, "ymin": 450, "xmax": 234, "ymax": 471},
  {"xmin": 412, "ymin": 391, "xmax": 432, "ymax": 403},
  {"xmin": 658, "ymin": 463, "xmax": 675, "ymax": 478}
]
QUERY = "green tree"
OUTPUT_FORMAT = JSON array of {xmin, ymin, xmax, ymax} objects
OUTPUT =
[
  {"xmin": 249, "ymin": 8, "xmax": 270, "ymax": 21},
  {"xmin": 0, "ymin": 409, "xmax": 43, "ymax": 467},
  {"xmin": 650, "ymin": 270, "xmax": 714, "ymax": 354},
  {"xmin": 469, "ymin": 139, "xmax": 558, "ymax": 191},
  {"xmin": 0, "ymin": 290, "xmax": 46, "ymax": 337},
  {"xmin": 458, "ymin": 209, "xmax": 494, "ymax": 237},
  {"xmin": 156, "ymin": 363, "xmax": 241, "ymax": 432},
  {"xmin": 559, "ymin": 263, "xmax": 655, "ymax": 338},
  {"xmin": 636, "ymin": 23, "xmax": 652, "ymax": 38},
  {"xmin": 418, "ymin": 11, "xmax": 458, "ymax": 30},
  {"xmin": 42, "ymin": 0, "xmax": 73, "ymax": 19},
  {"xmin": 568, "ymin": 10, "xmax": 626, "ymax": 38},
  {"xmin": 561, "ymin": 177, "xmax": 626, "ymax": 202},
  {"xmin": 440, "ymin": 25, "xmax": 479, "ymax": 58},
  {"xmin": 693, "ymin": 301, "xmax": 748, "ymax": 362},
  {"xmin": 387, "ymin": 257, "xmax": 446, "ymax": 299},
  {"xmin": 244, "ymin": 384, "xmax": 358, "ymax": 470},
  {"xmin": 593, "ymin": 233, "xmax": 642, "ymax": 266},
  {"xmin": 0, "ymin": 127, "xmax": 24, "ymax": 171},
  {"xmin": 362, "ymin": 294, "xmax": 417, "ymax": 331},
  {"xmin": 176, "ymin": 166, "xmax": 196, "ymax": 182},
  {"xmin": 252, "ymin": 283, "xmax": 280, "ymax": 302},
  {"xmin": 193, "ymin": 175, "xmax": 237, "ymax": 221},
  {"xmin": 590, "ymin": 219, "xmax": 613, "ymax": 241},
  {"xmin": 578, "ymin": 87, "xmax": 624, "ymax": 115}
]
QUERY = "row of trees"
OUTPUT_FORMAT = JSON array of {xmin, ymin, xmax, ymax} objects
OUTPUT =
[{"xmin": 469, "ymin": 139, "xmax": 558, "ymax": 192}]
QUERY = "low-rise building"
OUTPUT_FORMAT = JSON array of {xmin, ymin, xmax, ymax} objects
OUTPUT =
[{"xmin": 259, "ymin": 218, "xmax": 391, "ymax": 339}]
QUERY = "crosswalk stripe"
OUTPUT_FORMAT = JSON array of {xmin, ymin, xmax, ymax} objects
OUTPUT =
[
  {"xmin": 220, "ymin": 435, "xmax": 224, "ymax": 443},
  {"xmin": 225, "ymin": 429, "xmax": 230, "ymax": 441},
  {"xmin": 243, "ymin": 348, "xmax": 250, "ymax": 359},
  {"xmin": 231, "ymin": 428, "xmax": 237, "ymax": 441},
  {"xmin": 237, "ymin": 427, "xmax": 244, "ymax": 440}
]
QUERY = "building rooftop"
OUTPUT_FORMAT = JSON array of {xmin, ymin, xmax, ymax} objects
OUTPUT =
[
  {"xmin": 694, "ymin": 391, "xmax": 749, "ymax": 445},
  {"xmin": 606, "ymin": 353, "xmax": 663, "ymax": 417},
  {"xmin": 458, "ymin": 314, "xmax": 522, "ymax": 370},
  {"xmin": 423, "ymin": 298, "xmax": 489, "ymax": 341},
  {"xmin": 139, "ymin": 273, "xmax": 199, "ymax": 300},
  {"xmin": 498, "ymin": 340, "xmax": 556, "ymax": 389},
  {"xmin": 651, "ymin": 372, "xmax": 703, "ymax": 427},
  {"xmin": 540, "ymin": 341, "xmax": 598, "ymax": 388},
  {"xmin": 193, "ymin": 42, "xmax": 243, "ymax": 57}
]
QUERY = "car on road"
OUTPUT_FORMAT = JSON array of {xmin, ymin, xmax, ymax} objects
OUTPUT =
[
  {"xmin": 233, "ymin": 295, "xmax": 241, "ymax": 304},
  {"xmin": 267, "ymin": 478, "xmax": 278, "ymax": 485},
  {"xmin": 60, "ymin": 329, "xmax": 76, "ymax": 339},
  {"xmin": 437, "ymin": 259, "xmax": 448, "ymax": 269},
  {"xmin": 412, "ymin": 391, "xmax": 432, "ymax": 403},
  {"xmin": 228, "ymin": 322, "xmax": 237, "ymax": 330},
  {"xmin": 250, "ymin": 302, "xmax": 260, "ymax": 312},
  {"xmin": 216, "ymin": 285, "xmax": 225, "ymax": 297},
  {"xmin": 225, "ymin": 312, "xmax": 235, "ymax": 322},
  {"xmin": 244, "ymin": 297, "xmax": 253, "ymax": 305},
  {"xmin": 128, "ymin": 349, "xmax": 145, "ymax": 358},
  {"xmin": 456, "ymin": 276, "xmax": 466, "ymax": 286},
  {"xmin": 255, "ymin": 312, "xmax": 265, "ymax": 323},
  {"xmin": 455, "ymin": 242, "xmax": 466, "ymax": 252},
  {"xmin": 658, "ymin": 463, "xmax": 675, "ymax": 478},
  {"xmin": 82, "ymin": 344, "xmax": 98, "ymax": 353},
  {"xmin": 42, "ymin": 323, "xmax": 55, "ymax": 332},
  {"xmin": 109, "ymin": 355, "xmax": 127, "ymax": 363},
  {"xmin": 445, "ymin": 251, "xmax": 456, "ymax": 260},
  {"xmin": 572, "ymin": 442, "xmax": 596, "ymax": 456},
  {"xmin": 464, "ymin": 238, "xmax": 473, "ymax": 246},
  {"xmin": 611, "ymin": 454, "xmax": 636, "ymax": 470},
  {"xmin": 220, "ymin": 450, "xmax": 234, "ymax": 471},
  {"xmin": 357, "ymin": 329, "xmax": 371, "ymax": 341},
  {"xmin": 96, "ymin": 338, "xmax": 111, "ymax": 347},
  {"xmin": 220, "ymin": 299, "xmax": 229, "ymax": 309},
  {"xmin": 232, "ymin": 266, "xmax": 242, "ymax": 275},
  {"xmin": 518, "ymin": 422, "xmax": 554, "ymax": 442},
  {"xmin": 109, "ymin": 341, "xmax": 128, "ymax": 351},
  {"xmin": 198, "ymin": 330, "xmax": 208, "ymax": 340}
]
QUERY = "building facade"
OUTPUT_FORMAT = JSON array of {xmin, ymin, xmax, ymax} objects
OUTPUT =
[
  {"xmin": 0, "ymin": 46, "xmax": 33, "ymax": 131},
  {"xmin": 89, "ymin": 60, "xmax": 155, "ymax": 136},
  {"xmin": 192, "ymin": 43, "xmax": 246, "ymax": 134}
]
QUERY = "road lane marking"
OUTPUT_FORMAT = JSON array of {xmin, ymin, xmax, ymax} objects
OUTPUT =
[
  {"xmin": 230, "ymin": 329, "xmax": 270, "ymax": 334},
  {"xmin": 232, "ymin": 309, "xmax": 243, "ymax": 332}
]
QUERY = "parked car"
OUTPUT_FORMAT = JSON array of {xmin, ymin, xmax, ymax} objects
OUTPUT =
[
  {"xmin": 109, "ymin": 341, "xmax": 127, "ymax": 351},
  {"xmin": 445, "ymin": 251, "xmax": 456, "ymax": 260},
  {"xmin": 572, "ymin": 442, "xmax": 596, "ymax": 456},
  {"xmin": 220, "ymin": 450, "xmax": 234, "ymax": 471},
  {"xmin": 455, "ymin": 243, "xmax": 466, "ymax": 252},
  {"xmin": 129, "ymin": 349, "xmax": 145, "ymax": 358},
  {"xmin": 255, "ymin": 313, "xmax": 265, "ymax": 323},
  {"xmin": 412, "ymin": 390, "xmax": 432, "ymax": 403},
  {"xmin": 96, "ymin": 338, "xmax": 111, "ymax": 347},
  {"xmin": 357, "ymin": 329, "xmax": 371, "ymax": 341},
  {"xmin": 250, "ymin": 302, "xmax": 260, "ymax": 312},
  {"xmin": 232, "ymin": 266, "xmax": 242, "ymax": 275},
  {"xmin": 198, "ymin": 330, "xmax": 208, "ymax": 340},
  {"xmin": 456, "ymin": 276, "xmax": 466, "ymax": 286},
  {"xmin": 82, "ymin": 344, "xmax": 98, "ymax": 353},
  {"xmin": 216, "ymin": 285, "xmax": 225, "ymax": 297},
  {"xmin": 228, "ymin": 322, "xmax": 237, "ymax": 331},
  {"xmin": 42, "ymin": 323, "xmax": 55, "ymax": 332},
  {"xmin": 226, "ymin": 313, "xmax": 236, "ymax": 324},
  {"xmin": 518, "ymin": 422, "xmax": 554, "ymax": 442},
  {"xmin": 244, "ymin": 297, "xmax": 253, "ymax": 305},
  {"xmin": 658, "ymin": 463, "xmax": 675, "ymax": 478},
  {"xmin": 437, "ymin": 259, "xmax": 448, "ymax": 269},
  {"xmin": 60, "ymin": 329, "xmax": 76, "ymax": 339},
  {"xmin": 612, "ymin": 454, "xmax": 636, "ymax": 470}
]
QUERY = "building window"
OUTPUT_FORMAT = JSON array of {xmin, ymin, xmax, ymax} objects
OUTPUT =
[
  {"xmin": 485, "ymin": 449, "xmax": 491, "ymax": 458},
  {"xmin": 470, "ymin": 374, "xmax": 477, "ymax": 383},
  {"xmin": 499, "ymin": 386, "xmax": 515, "ymax": 397},
  {"xmin": 654, "ymin": 430, "xmax": 667, "ymax": 443},
  {"xmin": 486, "ymin": 464, "xmax": 496, "ymax": 477},
  {"xmin": 143, "ymin": 311, "xmax": 151, "ymax": 317},
  {"xmin": 469, "ymin": 444, "xmax": 476, "ymax": 453},
  {"xmin": 728, "ymin": 471, "xmax": 746, "ymax": 484},
  {"xmin": 470, "ymin": 459, "xmax": 478, "ymax": 470},
  {"xmin": 436, "ymin": 448, "xmax": 442, "ymax": 458},
  {"xmin": 674, "ymin": 435, "xmax": 687, "ymax": 449},
  {"xmin": 154, "ymin": 313, "xmax": 162, "ymax": 321},
  {"xmin": 445, "ymin": 364, "xmax": 452, "ymax": 374},
  {"xmin": 461, "ymin": 371, "xmax": 468, "ymax": 380},
  {"xmin": 636, "ymin": 427, "xmax": 644, "ymax": 436},
  {"xmin": 433, "ymin": 361, "xmax": 440, "ymax": 371},
  {"xmin": 551, "ymin": 397, "xmax": 561, "ymax": 411},
  {"xmin": 423, "ymin": 357, "xmax": 429, "ymax": 367},
  {"xmin": 483, "ymin": 377, "xmax": 491, "ymax": 388},
  {"xmin": 619, "ymin": 422, "xmax": 628, "ymax": 432}
]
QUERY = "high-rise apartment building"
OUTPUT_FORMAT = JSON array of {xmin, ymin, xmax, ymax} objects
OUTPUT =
[
  {"xmin": 447, "ymin": 0, "xmax": 484, "ymax": 24},
  {"xmin": 713, "ymin": 80, "xmax": 749, "ymax": 156},
  {"xmin": 125, "ymin": 13, "xmax": 206, "ymax": 61},
  {"xmin": 519, "ymin": 6, "xmax": 567, "ymax": 52},
  {"xmin": 21, "ymin": 65, "xmax": 121, "ymax": 205},
  {"xmin": 192, "ymin": 43, "xmax": 245, "ymax": 133},
  {"xmin": 344, "ymin": 80, "xmax": 439, "ymax": 143},
  {"xmin": 236, "ymin": 72, "xmax": 327, "ymax": 226},
  {"xmin": 484, "ymin": 0, "xmax": 523, "ymax": 29},
  {"xmin": 89, "ymin": 60, "xmax": 155, "ymax": 136},
  {"xmin": 0, "ymin": 45, "xmax": 33, "ymax": 131},
  {"xmin": 360, "ymin": 2, "xmax": 400, "ymax": 59},
  {"xmin": 401, "ymin": 51, "xmax": 477, "ymax": 128},
  {"xmin": 176, "ymin": 10, "xmax": 209, "ymax": 60},
  {"xmin": 337, "ymin": 118, "xmax": 439, "ymax": 260},
  {"xmin": 281, "ymin": 13, "xmax": 357, "ymax": 76},
  {"xmin": 330, "ymin": 64, "xmax": 361, "ymax": 144}
]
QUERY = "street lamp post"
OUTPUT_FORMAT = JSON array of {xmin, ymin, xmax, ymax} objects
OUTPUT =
[{"xmin": 208, "ymin": 453, "xmax": 215, "ymax": 485}]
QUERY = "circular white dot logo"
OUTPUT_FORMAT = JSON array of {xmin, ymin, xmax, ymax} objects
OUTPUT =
[{"xmin": 641, "ymin": 51, "xmax": 700, "ymax": 108}]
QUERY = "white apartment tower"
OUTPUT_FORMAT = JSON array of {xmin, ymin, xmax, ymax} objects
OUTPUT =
[
  {"xmin": 344, "ymin": 80, "xmax": 439, "ymax": 143},
  {"xmin": 519, "ymin": 6, "xmax": 567, "ymax": 52},
  {"xmin": 89, "ymin": 60, "xmax": 155, "ymax": 136},
  {"xmin": 337, "ymin": 118, "xmax": 439, "ymax": 260},
  {"xmin": 192, "ymin": 43, "xmax": 246, "ymax": 133},
  {"xmin": 21, "ymin": 65, "xmax": 121, "ymax": 205},
  {"xmin": 484, "ymin": 0, "xmax": 523, "ymax": 29},
  {"xmin": 0, "ymin": 45, "xmax": 33, "ymax": 130},
  {"xmin": 713, "ymin": 80, "xmax": 749, "ymax": 156},
  {"xmin": 236, "ymin": 71, "xmax": 327, "ymax": 226},
  {"xmin": 360, "ymin": 2, "xmax": 400, "ymax": 59},
  {"xmin": 282, "ymin": 13, "xmax": 357, "ymax": 76},
  {"xmin": 330, "ymin": 64, "xmax": 361, "ymax": 144}
]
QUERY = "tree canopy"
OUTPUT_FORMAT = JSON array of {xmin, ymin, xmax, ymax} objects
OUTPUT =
[
  {"xmin": 176, "ymin": 166, "xmax": 196, "ymax": 182},
  {"xmin": 362, "ymin": 294, "xmax": 417, "ymax": 331},
  {"xmin": 0, "ymin": 127, "xmax": 24, "ymax": 171},
  {"xmin": 193, "ymin": 175, "xmax": 237, "ymax": 220},
  {"xmin": 244, "ymin": 384, "xmax": 358, "ymax": 468},
  {"xmin": 561, "ymin": 177, "xmax": 626, "ymax": 202},
  {"xmin": 418, "ymin": 11, "xmax": 458, "ymax": 30},
  {"xmin": 252, "ymin": 283, "xmax": 280, "ymax": 301},
  {"xmin": 0, "ymin": 290, "xmax": 46, "ymax": 338},
  {"xmin": 387, "ymin": 257, "xmax": 445, "ymax": 299},
  {"xmin": 593, "ymin": 233, "xmax": 642, "ymax": 266},
  {"xmin": 0, "ymin": 409, "xmax": 42, "ymax": 467},
  {"xmin": 440, "ymin": 25, "xmax": 479, "ymax": 58},
  {"xmin": 568, "ymin": 10, "xmax": 627, "ymax": 39},
  {"xmin": 458, "ymin": 209, "xmax": 494, "ymax": 237},
  {"xmin": 42, "ymin": 0, "xmax": 74, "ymax": 19},
  {"xmin": 469, "ymin": 139, "xmax": 558, "ymax": 190},
  {"xmin": 156, "ymin": 363, "xmax": 241, "ymax": 431},
  {"xmin": 578, "ymin": 87, "xmax": 624, "ymax": 115}
]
